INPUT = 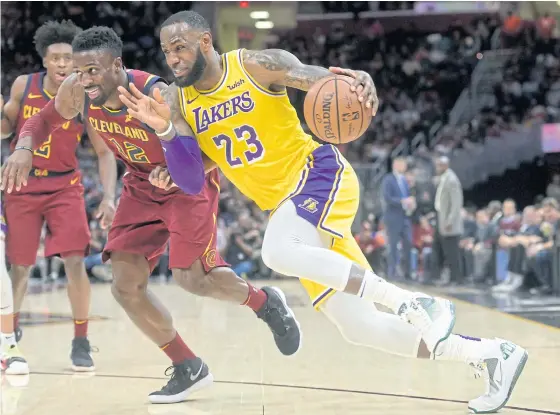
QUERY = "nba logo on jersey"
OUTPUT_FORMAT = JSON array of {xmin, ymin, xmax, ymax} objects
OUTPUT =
[{"xmin": 298, "ymin": 198, "xmax": 320, "ymax": 214}]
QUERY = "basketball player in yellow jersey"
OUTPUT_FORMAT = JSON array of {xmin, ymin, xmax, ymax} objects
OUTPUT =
[{"xmin": 120, "ymin": 11, "xmax": 528, "ymax": 412}]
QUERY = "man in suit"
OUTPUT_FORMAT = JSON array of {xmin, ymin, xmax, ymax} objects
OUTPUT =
[
  {"xmin": 431, "ymin": 156, "xmax": 464, "ymax": 285},
  {"xmin": 381, "ymin": 157, "xmax": 415, "ymax": 280}
]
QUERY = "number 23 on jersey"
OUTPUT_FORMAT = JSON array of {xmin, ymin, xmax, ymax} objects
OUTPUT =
[{"xmin": 212, "ymin": 125, "xmax": 264, "ymax": 168}]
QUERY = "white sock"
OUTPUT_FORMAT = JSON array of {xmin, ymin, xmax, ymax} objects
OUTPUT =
[
  {"xmin": 358, "ymin": 270, "xmax": 413, "ymax": 314},
  {"xmin": 321, "ymin": 291, "xmax": 422, "ymax": 358},
  {"xmin": 434, "ymin": 334, "xmax": 488, "ymax": 363},
  {"xmin": 1, "ymin": 332, "xmax": 17, "ymax": 352}
]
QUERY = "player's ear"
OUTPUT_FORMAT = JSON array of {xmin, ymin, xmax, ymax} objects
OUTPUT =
[
  {"xmin": 42, "ymin": 56, "xmax": 48, "ymax": 69},
  {"xmin": 200, "ymin": 32, "xmax": 212, "ymax": 52},
  {"xmin": 113, "ymin": 57, "xmax": 123, "ymax": 72}
]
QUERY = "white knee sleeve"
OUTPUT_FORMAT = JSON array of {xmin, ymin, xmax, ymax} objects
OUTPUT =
[
  {"xmin": 262, "ymin": 201, "xmax": 352, "ymax": 291},
  {"xmin": 0, "ymin": 240, "xmax": 13, "ymax": 315},
  {"xmin": 320, "ymin": 291, "xmax": 422, "ymax": 358}
]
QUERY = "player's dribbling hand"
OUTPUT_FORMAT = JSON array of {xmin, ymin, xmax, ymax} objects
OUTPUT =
[
  {"xmin": 0, "ymin": 148, "xmax": 32, "ymax": 193},
  {"xmin": 149, "ymin": 166, "xmax": 176, "ymax": 191},
  {"xmin": 117, "ymin": 83, "xmax": 171, "ymax": 134},
  {"xmin": 95, "ymin": 198, "xmax": 116, "ymax": 229},
  {"xmin": 328, "ymin": 67, "xmax": 379, "ymax": 116}
]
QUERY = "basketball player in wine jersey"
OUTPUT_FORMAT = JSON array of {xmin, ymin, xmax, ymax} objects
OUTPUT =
[
  {"xmin": 0, "ymin": 21, "xmax": 117, "ymax": 372},
  {"xmin": 120, "ymin": 11, "xmax": 528, "ymax": 413},
  {"xmin": 2, "ymin": 26, "xmax": 301, "ymax": 404}
]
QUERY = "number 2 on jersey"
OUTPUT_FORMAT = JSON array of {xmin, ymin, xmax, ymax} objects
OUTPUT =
[
  {"xmin": 212, "ymin": 125, "xmax": 264, "ymax": 168},
  {"xmin": 108, "ymin": 138, "xmax": 150, "ymax": 163}
]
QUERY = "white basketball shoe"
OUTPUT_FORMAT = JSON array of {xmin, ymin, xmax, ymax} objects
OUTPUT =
[
  {"xmin": 398, "ymin": 293, "xmax": 456, "ymax": 352},
  {"xmin": 467, "ymin": 338, "xmax": 528, "ymax": 414}
]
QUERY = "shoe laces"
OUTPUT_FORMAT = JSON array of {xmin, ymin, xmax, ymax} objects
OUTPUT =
[
  {"xmin": 469, "ymin": 360, "xmax": 491, "ymax": 395},
  {"xmin": 73, "ymin": 339, "xmax": 98, "ymax": 354},
  {"xmin": 161, "ymin": 364, "xmax": 190, "ymax": 390}
]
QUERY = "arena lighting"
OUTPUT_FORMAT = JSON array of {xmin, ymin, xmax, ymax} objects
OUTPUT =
[
  {"xmin": 250, "ymin": 11, "xmax": 270, "ymax": 19},
  {"xmin": 239, "ymin": 1, "xmax": 249, "ymax": 8},
  {"xmin": 255, "ymin": 20, "xmax": 274, "ymax": 29}
]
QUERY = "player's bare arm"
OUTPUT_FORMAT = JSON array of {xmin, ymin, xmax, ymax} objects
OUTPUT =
[
  {"xmin": 0, "ymin": 74, "xmax": 85, "ymax": 193},
  {"xmin": 86, "ymin": 123, "xmax": 117, "ymax": 229},
  {"xmin": 117, "ymin": 82, "xmax": 205, "ymax": 194},
  {"xmin": 1, "ymin": 75, "xmax": 29, "ymax": 139},
  {"xmin": 243, "ymin": 49, "xmax": 378, "ymax": 115}
]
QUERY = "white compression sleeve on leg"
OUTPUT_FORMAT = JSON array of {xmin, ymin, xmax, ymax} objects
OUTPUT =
[
  {"xmin": 0, "ymin": 239, "xmax": 14, "ymax": 315},
  {"xmin": 320, "ymin": 291, "xmax": 422, "ymax": 358},
  {"xmin": 262, "ymin": 201, "xmax": 413, "ymax": 313},
  {"xmin": 262, "ymin": 200, "xmax": 352, "ymax": 291}
]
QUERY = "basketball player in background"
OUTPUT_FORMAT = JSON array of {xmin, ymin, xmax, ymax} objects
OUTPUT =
[
  {"xmin": 0, "ymin": 201, "xmax": 29, "ymax": 375},
  {"xmin": 0, "ymin": 21, "xmax": 118, "ymax": 372},
  {"xmin": 2, "ymin": 26, "xmax": 300, "ymax": 404},
  {"xmin": 120, "ymin": 11, "xmax": 528, "ymax": 413}
]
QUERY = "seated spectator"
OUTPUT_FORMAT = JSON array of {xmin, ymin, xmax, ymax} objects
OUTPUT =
[
  {"xmin": 493, "ymin": 205, "xmax": 544, "ymax": 293},
  {"xmin": 225, "ymin": 211, "xmax": 263, "ymax": 278},
  {"xmin": 355, "ymin": 221, "xmax": 385, "ymax": 273},
  {"xmin": 469, "ymin": 209, "xmax": 495, "ymax": 282},
  {"xmin": 412, "ymin": 216, "xmax": 434, "ymax": 281},
  {"xmin": 459, "ymin": 208, "xmax": 477, "ymax": 280},
  {"xmin": 84, "ymin": 223, "xmax": 112, "ymax": 282},
  {"xmin": 525, "ymin": 198, "xmax": 560, "ymax": 295}
]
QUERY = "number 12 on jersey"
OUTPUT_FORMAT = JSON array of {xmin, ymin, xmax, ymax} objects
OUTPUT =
[{"xmin": 212, "ymin": 125, "xmax": 264, "ymax": 168}]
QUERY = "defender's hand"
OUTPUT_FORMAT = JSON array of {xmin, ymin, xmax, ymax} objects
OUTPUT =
[
  {"xmin": 95, "ymin": 198, "xmax": 116, "ymax": 229},
  {"xmin": 117, "ymin": 83, "xmax": 171, "ymax": 134},
  {"xmin": 149, "ymin": 166, "xmax": 176, "ymax": 191},
  {"xmin": 0, "ymin": 148, "xmax": 33, "ymax": 193},
  {"xmin": 329, "ymin": 67, "xmax": 379, "ymax": 116}
]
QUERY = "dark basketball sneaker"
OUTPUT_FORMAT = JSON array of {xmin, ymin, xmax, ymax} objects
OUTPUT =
[
  {"xmin": 70, "ymin": 337, "xmax": 95, "ymax": 372},
  {"xmin": 15, "ymin": 326, "xmax": 22, "ymax": 343},
  {"xmin": 149, "ymin": 358, "xmax": 214, "ymax": 404},
  {"xmin": 256, "ymin": 286, "xmax": 302, "ymax": 356}
]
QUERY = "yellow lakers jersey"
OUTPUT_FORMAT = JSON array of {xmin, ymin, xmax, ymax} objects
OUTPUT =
[{"xmin": 178, "ymin": 49, "xmax": 319, "ymax": 211}]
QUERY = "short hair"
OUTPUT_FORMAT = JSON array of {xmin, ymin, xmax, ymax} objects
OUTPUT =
[
  {"xmin": 542, "ymin": 197, "xmax": 559, "ymax": 210},
  {"xmin": 161, "ymin": 11, "xmax": 210, "ymax": 31},
  {"xmin": 34, "ymin": 20, "xmax": 82, "ymax": 58},
  {"xmin": 72, "ymin": 26, "xmax": 123, "ymax": 57}
]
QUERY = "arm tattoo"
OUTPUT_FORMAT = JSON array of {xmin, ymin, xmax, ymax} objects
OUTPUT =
[{"xmin": 244, "ymin": 49, "xmax": 331, "ymax": 91}]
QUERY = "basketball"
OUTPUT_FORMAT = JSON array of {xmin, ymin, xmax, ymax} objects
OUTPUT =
[{"xmin": 304, "ymin": 75, "xmax": 373, "ymax": 144}]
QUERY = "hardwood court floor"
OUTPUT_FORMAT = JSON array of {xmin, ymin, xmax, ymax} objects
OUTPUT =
[{"xmin": 2, "ymin": 280, "xmax": 560, "ymax": 415}]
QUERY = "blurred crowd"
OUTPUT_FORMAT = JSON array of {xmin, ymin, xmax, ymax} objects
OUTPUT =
[{"xmin": 1, "ymin": 2, "xmax": 559, "ymax": 294}]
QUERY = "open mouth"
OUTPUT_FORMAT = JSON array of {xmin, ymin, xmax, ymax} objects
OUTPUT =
[
  {"xmin": 55, "ymin": 72, "xmax": 69, "ymax": 81},
  {"xmin": 173, "ymin": 68, "xmax": 189, "ymax": 77},
  {"xmin": 85, "ymin": 86, "xmax": 101, "ymax": 99}
]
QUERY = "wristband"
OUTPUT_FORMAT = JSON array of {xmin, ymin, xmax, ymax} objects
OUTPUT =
[
  {"xmin": 156, "ymin": 122, "xmax": 173, "ymax": 137},
  {"xmin": 14, "ymin": 146, "xmax": 33, "ymax": 153}
]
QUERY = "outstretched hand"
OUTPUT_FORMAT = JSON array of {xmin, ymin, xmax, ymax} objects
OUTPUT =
[
  {"xmin": 329, "ymin": 67, "xmax": 379, "ymax": 116},
  {"xmin": 117, "ymin": 83, "xmax": 171, "ymax": 134}
]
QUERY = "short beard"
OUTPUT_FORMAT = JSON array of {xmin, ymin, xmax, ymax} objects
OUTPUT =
[{"xmin": 174, "ymin": 47, "xmax": 207, "ymax": 87}]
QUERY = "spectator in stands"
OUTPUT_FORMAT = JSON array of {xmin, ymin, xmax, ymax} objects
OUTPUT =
[
  {"xmin": 225, "ymin": 211, "xmax": 263, "ymax": 278},
  {"xmin": 412, "ymin": 215, "xmax": 434, "ymax": 282},
  {"xmin": 459, "ymin": 208, "xmax": 478, "ymax": 280},
  {"xmin": 381, "ymin": 157, "xmax": 415, "ymax": 280},
  {"xmin": 525, "ymin": 198, "xmax": 560, "ymax": 295},
  {"xmin": 354, "ymin": 221, "xmax": 385, "ymax": 273},
  {"xmin": 84, "ymin": 224, "xmax": 112, "ymax": 282},
  {"xmin": 493, "ymin": 205, "xmax": 543, "ymax": 293},
  {"xmin": 469, "ymin": 209, "xmax": 495, "ymax": 283}
]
